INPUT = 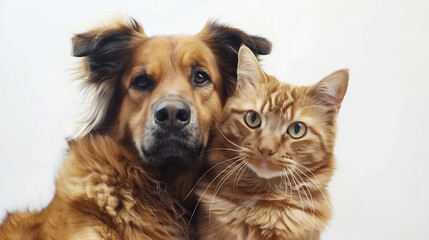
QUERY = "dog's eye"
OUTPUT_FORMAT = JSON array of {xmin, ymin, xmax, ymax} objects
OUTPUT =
[
  {"xmin": 193, "ymin": 70, "xmax": 211, "ymax": 86},
  {"xmin": 132, "ymin": 75, "xmax": 153, "ymax": 91}
]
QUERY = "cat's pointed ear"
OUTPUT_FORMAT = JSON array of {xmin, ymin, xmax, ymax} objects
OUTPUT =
[
  {"xmin": 236, "ymin": 45, "xmax": 266, "ymax": 93},
  {"xmin": 308, "ymin": 69, "xmax": 349, "ymax": 110}
]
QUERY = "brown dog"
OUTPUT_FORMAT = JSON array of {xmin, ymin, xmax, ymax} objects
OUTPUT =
[{"xmin": 0, "ymin": 17, "xmax": 271, "ymax": 239}]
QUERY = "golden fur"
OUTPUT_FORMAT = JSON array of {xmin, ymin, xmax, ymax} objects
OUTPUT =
[
  {"xmin": 0, "ymin": 18, "xmax": 271, "ymax": 239},
  {"xmin": 195, "ymin": 46, "xmax": 348, "ymax": 239},
  {"xmin": 1, "ymin": 135, "xmax": 188, "ymax": 239}
]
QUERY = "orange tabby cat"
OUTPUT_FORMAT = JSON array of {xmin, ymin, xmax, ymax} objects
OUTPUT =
[{"xmin": 195, "ymin": 45, "xmax": 348, "ymax": 240}]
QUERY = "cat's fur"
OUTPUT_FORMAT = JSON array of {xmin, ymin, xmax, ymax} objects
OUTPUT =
[{"xmin": 195, "ymin": 46, "xmax": 348, "ymax": 240}]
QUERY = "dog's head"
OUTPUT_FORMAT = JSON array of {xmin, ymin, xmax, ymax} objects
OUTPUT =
[{"xmin": 72, "ymin": 17, "xmax": 271, "ymax": 167}]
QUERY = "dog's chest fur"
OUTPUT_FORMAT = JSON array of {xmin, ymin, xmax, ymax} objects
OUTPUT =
[{"xmin": 63, "ymin": 136, "xmax": 190, "ymax": 239}]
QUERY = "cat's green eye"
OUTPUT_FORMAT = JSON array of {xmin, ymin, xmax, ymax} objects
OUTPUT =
[
  {"xmin": 287, "ymin": 122, "xmax": 307, "ymax": 139},
  {"xmin": 244, "ymin": 111, "xmax": 261, "ymax": 128}
]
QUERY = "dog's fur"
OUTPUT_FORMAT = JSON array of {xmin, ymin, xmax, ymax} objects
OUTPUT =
[
  {"xmin": 0, "ymin": 17, "xmax": 271, "ymax": 239},
  {"xmin": 1, "ymin": 135, "xmax": 189, "ymax": 239}
]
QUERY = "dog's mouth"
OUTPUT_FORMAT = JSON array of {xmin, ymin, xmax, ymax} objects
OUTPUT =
[
  {"xmin": 140, "ymin": 97, "xmax": 204, "ymax": 167},
  {"xmin": 142, "ymin": 133, "xmax": 204, "ymax": 166}
]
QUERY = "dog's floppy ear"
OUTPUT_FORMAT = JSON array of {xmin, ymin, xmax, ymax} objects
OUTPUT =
[
  {"xmin": 72, "ymin": 17, "xmax": 145, "ymax": 138},
  {"xmin": 72, "ymin": 17, "xmax": 144, "ymax": 80},
  {"xmin": 198, "ymin": 21, "xmax": 272, "ymax": 98}
]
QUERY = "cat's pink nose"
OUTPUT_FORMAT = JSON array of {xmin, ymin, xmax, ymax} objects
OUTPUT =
[{"xmin": 259, "ymin": 147, "xmax": 274, "ymax": 160}]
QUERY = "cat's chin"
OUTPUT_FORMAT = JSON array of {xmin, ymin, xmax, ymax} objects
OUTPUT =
[{"xmin": 247, "ymin": 163, "xmax": 285, "ymax": 179}]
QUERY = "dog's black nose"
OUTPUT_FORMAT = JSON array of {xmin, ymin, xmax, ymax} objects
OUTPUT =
[{"xmin": 154, "ymin": 100, "xmax": 191, "ymax": 129}]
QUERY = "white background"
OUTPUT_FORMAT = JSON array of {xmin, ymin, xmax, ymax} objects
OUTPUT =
[{"xmin": 1, "ymin": 0, "xmax": 428, "ymax": 239}]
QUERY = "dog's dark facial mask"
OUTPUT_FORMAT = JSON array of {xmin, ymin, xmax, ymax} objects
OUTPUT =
[
  {"xmin": 72, "ymin": 18, "xmax": 271, "ymax": 167},
  {"xmin": 142, "ymin": 97, "xmax": 203, "ymax": 166}
]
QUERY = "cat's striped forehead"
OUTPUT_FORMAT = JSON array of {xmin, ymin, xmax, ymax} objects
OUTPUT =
[
  {"xmin": 260, "ymin": 83, "xmax": 294, "ymax": 116},
  {"xmin": 256, "ymin": 78, "xmax": 309, "ymax": 121}
]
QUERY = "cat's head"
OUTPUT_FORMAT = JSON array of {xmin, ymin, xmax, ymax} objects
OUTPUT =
[{"xmin": 215, "ymin": 45, "xmax": 348, "ymax": 180}]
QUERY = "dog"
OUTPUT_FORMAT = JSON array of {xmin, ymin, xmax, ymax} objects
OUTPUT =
[{"xmin": 0, "ymin": 16, "xmax": 271, "ymax": 239}]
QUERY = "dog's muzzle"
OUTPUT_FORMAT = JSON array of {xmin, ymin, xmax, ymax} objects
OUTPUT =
[
  {"xmin": 154, "ymin": 100, "xmax": 191, "ymax": 130},
  {"xmin": 141, "ymin": 98, "xmax": 202, "ymax": 166}
]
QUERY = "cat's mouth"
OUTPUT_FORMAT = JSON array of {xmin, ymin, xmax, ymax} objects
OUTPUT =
[{"xmin": 246, "ymin": 162, "xmax": 285, "ymax": 179}]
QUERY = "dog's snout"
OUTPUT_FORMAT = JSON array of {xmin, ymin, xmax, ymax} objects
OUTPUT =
[{"xmin": 154, "ymin": 100, "xmax": 191, "ymax": 129}]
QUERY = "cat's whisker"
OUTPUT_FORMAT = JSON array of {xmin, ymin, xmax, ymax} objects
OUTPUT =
[
  {"xmin": 283, "ymin": 168, "xmax": 306, "ymax": 205},
  {"xmin": 214, "ymin": 121, "xmax": 245, "ymax": 150},
  {"xmin": 207, "ymin": 147, "xmax": 241, "ymax": 152},
  {"xmin": 209, "ymin": 161, "xmax": 246, "ymax": 223},
  {"xmin": 289, "ymin": 168, "xmax": 318, "ymax": 230},
  {"xmin": 287, "ymin": 168, "xmax": 306, "ymax": 213},
  {"xmin": 292, "ymin": 169, "xmax": 312, "ymax": 198},
  {"xmin": 291, "ymin": 162, "xmax": 321, "ymax": 184},
  {"xmin": 212, "ymin": 160, "xmax": 245, "ymax": 199},
  {"xmin": 283, "ymin": 168, "xmax": 293, "ymax": 197},
  {"xmin": 240, "ymin": 149, "xmax": 254, "ymax": 156},
  {"xmin": 279, "ymin": 168, "xmax": 287, "ymax": 188},
  {"xmin": 279, "ymin": 169, "xmax": 290, "ymax": 199},
  {"xmin": 294, "ymin": 166, "xmax": 326, "ymax": 197},
  {"xmin": 184, "ymin": 155, "xmax": 243, "ymax": 201},
  {"xmin": 234, "ymin": 160, "xmax": 248, "ymax": 194},
  {"xmin": 293, "ymin": 163, "xmax": 328, "ymax": 201},
  {"xmin": 188, "ymin": 157, "xmax": 245, "ymax": 227},
  {"xmin": 293, "ymin": 169, "xmax": 317, "ymax": 223},
  {"xmin": 281, "ymin": 159, "xmax": 327, "ymax": 201}
]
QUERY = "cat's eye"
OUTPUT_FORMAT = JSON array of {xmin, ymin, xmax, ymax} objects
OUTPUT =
[
  {"xmin": 244, "ymin": 111, "xmax": 261, "ymax": 128},
  {"xmin": 287, "ymin": 122, "xmax": 307, "ymax": 139}
]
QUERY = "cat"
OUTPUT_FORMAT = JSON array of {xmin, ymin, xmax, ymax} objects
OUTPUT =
[{"xmin": 194, "ymin": 45, "xmax": 348, "ymax": 240}]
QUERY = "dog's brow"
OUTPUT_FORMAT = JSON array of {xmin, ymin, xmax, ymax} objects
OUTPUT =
[
  {"xmin": 191, "ymin": 61, "xmax": 199, "ymax": 68},
  {"xmin": 191, "ymin": 60, "xmax": 211, "ymax": 73},
  {"xmin": 131, "ymin": 67, "xmax": 154, "ymax": 79},
  {"xmin": 131, "ymin": 66, "xmax": 146, "ymax": 75}
]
